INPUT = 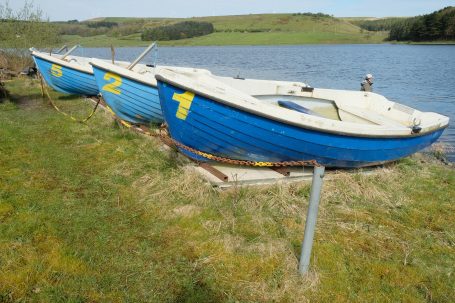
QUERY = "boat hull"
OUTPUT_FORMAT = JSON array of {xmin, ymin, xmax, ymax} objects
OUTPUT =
[
  {"xmin": 33, "ymin": 55, "xmax": 99, "ymax": 96},
  {"xmin": 157, "ymin": 81, "xmax": 446, "ymax": 168},
  {"xmin": 92, "ymin": 65, "xmax": 163, "ymax": 124}
]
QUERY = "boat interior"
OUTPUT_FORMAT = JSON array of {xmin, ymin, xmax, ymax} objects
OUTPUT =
[
  {"xmin": 216, "ymin": 76, "xmax": 424, "ymax": 128},
  {"xmin": 218, "ymin": 75, "xmax": 450, "ymax": 134}
]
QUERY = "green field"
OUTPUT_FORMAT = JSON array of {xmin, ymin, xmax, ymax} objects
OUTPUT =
[
  {"xmin": 1, "ymin": 79, "xmax": 454, "ymax": 302},
  {"xmin": 63, "ymin": 31, "xmax": 385, "ymax": 47},
  {"xmin": 62, "ymin": 34, "xmax": 150, "ymax": 47},
  {"xmin": 62, "ymin": 14, "xmax": 387, "ymax": 47}
]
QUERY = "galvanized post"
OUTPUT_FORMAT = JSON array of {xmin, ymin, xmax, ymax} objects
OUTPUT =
[{"xmin": 299, "ymin": 165, "xmax": 325, "ymax": 275}]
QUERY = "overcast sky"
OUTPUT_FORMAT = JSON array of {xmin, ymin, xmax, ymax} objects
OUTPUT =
[{"xmin": 5, "ymin": 0, "xmax": 455, "ymax": 21}]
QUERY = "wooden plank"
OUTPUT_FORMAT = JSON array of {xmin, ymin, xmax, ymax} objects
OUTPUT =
[
  {"xmin": 199, "ymin": 163, "xmax": 229, "ymax": 182},
  {"xmin": 271, "ymin": 167, "xmax": 291, "ymax": 176},
  {"xmin": 189, "ymin": 163, "xmax": 315, "ymax": 188}
]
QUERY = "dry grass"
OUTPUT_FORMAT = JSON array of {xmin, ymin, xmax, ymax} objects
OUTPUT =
[{"xmin": 1, "ymin": 51, "xmax": 34, "ymax": 73}]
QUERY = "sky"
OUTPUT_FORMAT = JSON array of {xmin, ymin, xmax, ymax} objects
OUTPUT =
[{"xmin": 4, "ymin": 0, "xmax": 455, "ymax": 21}]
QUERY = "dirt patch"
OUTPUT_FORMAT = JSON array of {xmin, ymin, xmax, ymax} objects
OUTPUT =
[
  {"xmin": 12, "ymin": 94, "xmax": 44, "ymax": 109},
  {"xmin": 4, "ymin": 79, "xmax": 45, "ymax": 109}
]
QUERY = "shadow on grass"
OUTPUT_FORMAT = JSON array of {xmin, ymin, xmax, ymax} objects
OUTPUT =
[
  {"xmin": 173, "ymin": 281, "xmax": 223, "ymax": 303},
  {"xmin": 7, "ymin": 93, "xmax": 45, "ymax": 108},
  {"xmin": 58, "ymin": 94, "xmax": 84, "ymax": 101},
  {"xmin": 0, "ymin": 81, "xmax": 9, "ymax": 102}
]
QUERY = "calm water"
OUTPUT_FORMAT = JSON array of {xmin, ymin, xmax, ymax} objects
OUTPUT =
[{"xmin": 76, "ymin": 44, "xmax": 455, "ymax": 161}]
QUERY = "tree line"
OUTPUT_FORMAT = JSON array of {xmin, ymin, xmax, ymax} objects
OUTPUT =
[
  {"xmin": 388, "ymin": 6, "xmax": 455, "ymax": 41},
  {"xmin": 141, "ymin": 21, "xmax": 214, "ymax": 41},
  {"xmin": 352, "ymin": 18, "xmax": 404, "ymax": 32}
]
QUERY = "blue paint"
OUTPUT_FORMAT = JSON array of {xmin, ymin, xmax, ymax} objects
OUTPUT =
[
  {"xmin": 157, "ymin": 80, "xmax": 446, "ymax": 168},
  {"xmin": 278, "ymin": 100, "xmax": 321, "ymax": 117},
  {"xmin": 33, "ymin": 56, "xmax": 99, "ymax": 96},
  {"xmin": 92, "ymin": 65, "xmax": 163, "ymax": 124}
]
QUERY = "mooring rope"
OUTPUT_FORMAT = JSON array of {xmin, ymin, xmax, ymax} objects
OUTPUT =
[
  {"xmin": 39, "ymin": 73, "xmax": 100, "ymax": 123},
  {"xmin": 38, "ymin": 72, "xmax": 319, "ymax": 167}
]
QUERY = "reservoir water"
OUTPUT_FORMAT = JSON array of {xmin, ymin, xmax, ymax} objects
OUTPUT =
[{"xmin": 79, "ymin": 44, "xmax": 455, "ymax": 161}]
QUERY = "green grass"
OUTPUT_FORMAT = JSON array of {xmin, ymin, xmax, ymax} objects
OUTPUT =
[
  {"xmin": 1, "ymin": 79, "xmax": 454, "ymax": 302},
  {"xmin": 165, "ymin": 31, "xmax": 385, "ymax": 46},
  {"xmin": 61, "ymin": 34, "xmax": 151, "ymax": 47},
  {"xmin": 61, "ymin": 13, "xmax": 388, "ymax": 47},
  {"xmin": 195, "ymin": 14, "xmax": 360, "ymax": 32},
  {"xmin": 63, "ymin": 31, "xmax": 386, "ymax": 47},
  {"xmin": 99, "ymin": 14, "xmax": 365, "ymax": 33}
]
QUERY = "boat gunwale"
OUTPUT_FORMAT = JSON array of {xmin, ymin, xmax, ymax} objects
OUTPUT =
[
  {"xmin": 32, "ymin": 51, "xmax": 94, "ymax": 75},
  {"xmin": 90, "ymin": 59, "xmax": 158, "ymax": 88},
  {"xmin": 156, "ymin": 74, "xmax": 449, "ymax": 139}
]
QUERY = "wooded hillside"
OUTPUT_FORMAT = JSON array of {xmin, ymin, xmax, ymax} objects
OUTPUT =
[{"xmin": 388, "ymin": 7, "xmax": 455, "ymax": 41}]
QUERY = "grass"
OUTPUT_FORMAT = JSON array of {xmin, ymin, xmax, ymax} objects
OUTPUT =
[
  {"xmin": 0, "ymin": 51, "xmax": 34, "ymax": 73},
  {"xmin": 63, "ymin": 31, "xmax": 386, "ymax": 47},
  {"xmin": 61, "ymin": 14, "xmax": 387, "ymax": 47},
  {"xmin": 1, "ymin": 79, "xmax": 454, "ymax": 302},
  {"xmin": 61, "ymin": 34, "xmax": 151, "ymax": 48}
]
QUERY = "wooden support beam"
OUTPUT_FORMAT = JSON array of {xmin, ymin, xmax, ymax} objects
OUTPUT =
[
  {"xmin": 270, "ymin": 167, "xmax": 291, "ymax": 177},
  {"xmin": 199, "ymin": 163, "xmax": 229, "ymax": 182}
]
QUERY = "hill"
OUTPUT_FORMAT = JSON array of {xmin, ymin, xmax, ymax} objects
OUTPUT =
[{"xmin": 60, "ymin": 13, "xmax": 387, "ymax": 47}]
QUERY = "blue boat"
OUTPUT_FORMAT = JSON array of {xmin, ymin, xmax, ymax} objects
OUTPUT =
[
  {"xmin": 156, "ymin": 69, "xmax": 449, "ymax": 168},
  {"xmin": 90, "ymin": 58, "xmax": 164, "ymax": 124},
  {"xmin": 31, "ymin": 49, "xmax": 99, "ymax": 96}
]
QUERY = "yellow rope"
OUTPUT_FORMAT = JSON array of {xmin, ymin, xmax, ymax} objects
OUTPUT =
[{"xmin": 40, "ymin": 74, "xmax": 100, "ymax": 123}]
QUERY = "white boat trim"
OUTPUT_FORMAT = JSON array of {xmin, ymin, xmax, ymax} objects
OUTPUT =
[
  {"xmin": 31, "ymin": 50, "xmax": 94, "ymax": 75},
  {"xmin": 90, "ymin": 58, "xmax": 212, "ymax": 88}
]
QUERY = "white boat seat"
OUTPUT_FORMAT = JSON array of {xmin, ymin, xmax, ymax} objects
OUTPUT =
[{"xmin": 342, "ymin": 107, "xmax": 407, "ymax": 128}]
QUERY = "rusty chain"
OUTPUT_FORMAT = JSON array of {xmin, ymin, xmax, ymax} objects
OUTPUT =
[
  {"xmin": 165, "ymin": 134, "xmax": 321, "ymax": 167},
  {"xmin": 113, "ymin": 115, "xmax": 320, "ymax": 167}
]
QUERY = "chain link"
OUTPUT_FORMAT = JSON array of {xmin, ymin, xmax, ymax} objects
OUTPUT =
[
  {"xmin": 116, "ymin": 118, "xmax": 320, "ymax": 167},
  {"xmin": 93, "ymin": 96, "xmax": 320, "ymax": 168},
  {"xmin": 166, "ymin": 135, "xmax": 320, "ymax": 167}
]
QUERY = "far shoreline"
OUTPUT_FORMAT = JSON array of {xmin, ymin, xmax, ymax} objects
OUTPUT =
[{"xmin": 56, "ymin": 34, "xmax": 455, "ymax": 48}]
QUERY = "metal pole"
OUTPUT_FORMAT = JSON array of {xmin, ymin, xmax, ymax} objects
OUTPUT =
[
  {"xmin": 299, "ymin": 165, "xmax": 325, "ymax": 275},
  {"xmin": 127, "ymin": 42, "xmax": 156, "ymax": 70},
  {"xmin": 55, "ymin": 45, "xmax": 68, "ymax": 54},
  {"xmin": 110, "ymin": 45, "xmax": 115, "ymax": 64},
  {"xmin": 61, "ymin": 45, "xmax": 80, "ymax": 60}
]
